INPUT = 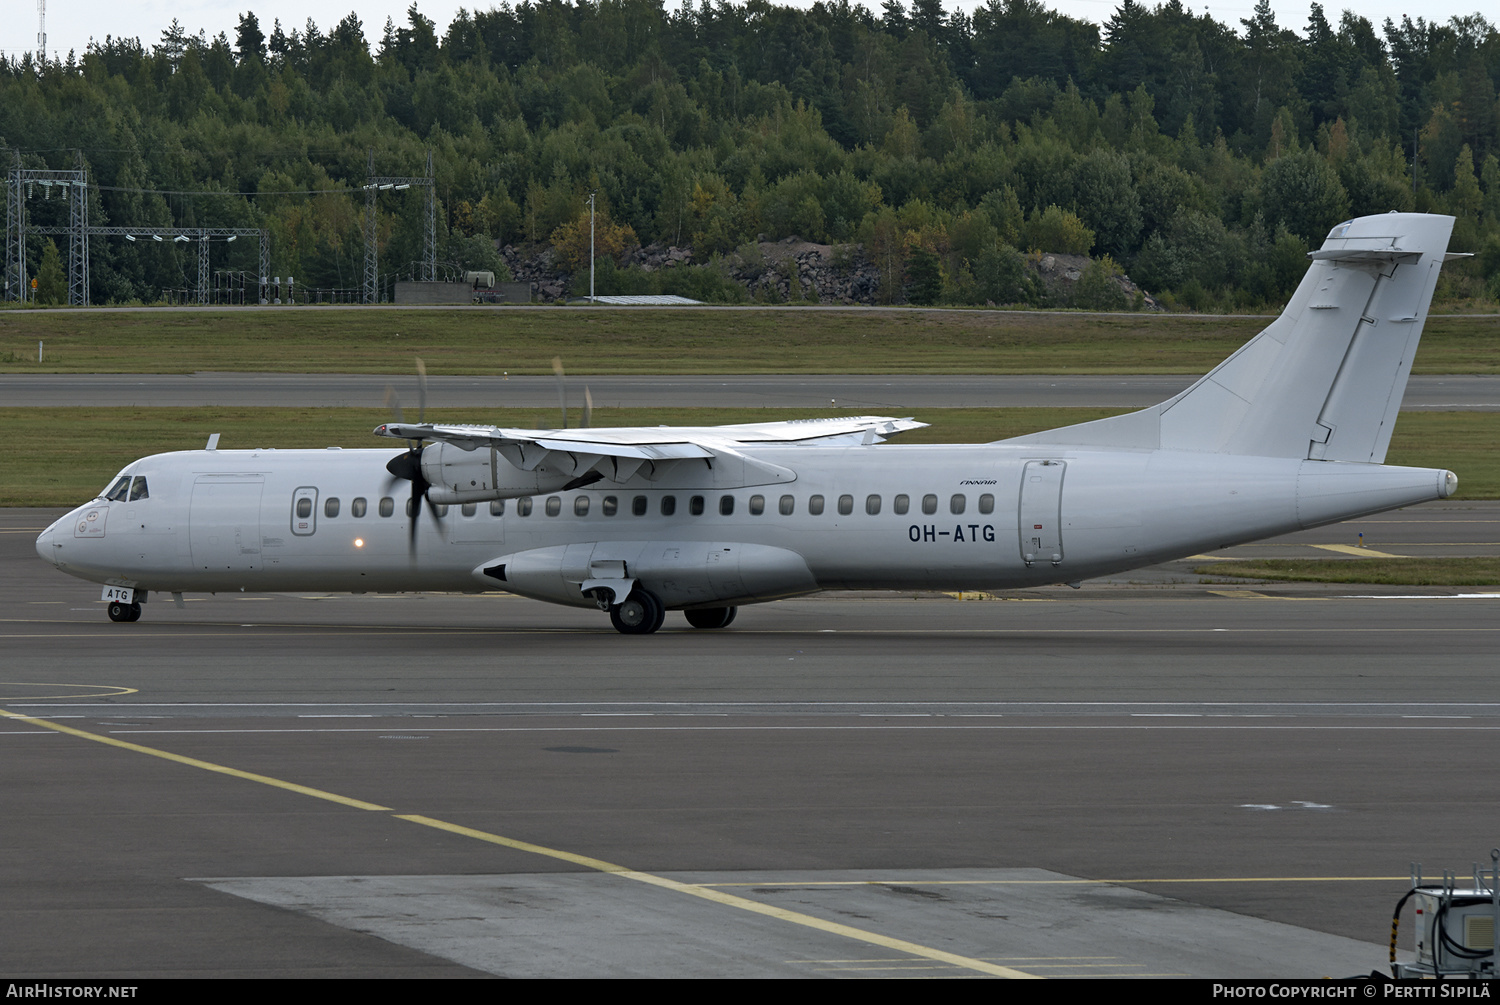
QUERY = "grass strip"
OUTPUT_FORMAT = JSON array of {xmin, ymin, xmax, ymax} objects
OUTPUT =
[
  {"xmin": 1, "ymin": 307, "xmax": 1496, "ymax": 375},
  {"xmin": 1194, "ymin": 558, "xmax": 1500, "ymax": 586}
]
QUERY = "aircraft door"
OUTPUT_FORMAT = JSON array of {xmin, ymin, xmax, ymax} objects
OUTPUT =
[
  {"xmin": 1018, "ymin": 460, "xmax": 1066, "ymax": 566},
  {"xmin": 190, "ymin": 475, "xmax": 266, "ymax": 571},
  {"xmin": 291, "ymin": 487, "xmax": 318, "ymax": 536}
]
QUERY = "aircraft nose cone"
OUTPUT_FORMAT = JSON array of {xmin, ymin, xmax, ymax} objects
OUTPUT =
[{"xmin": 36, "ymin": 521, "xmax": 58, "ymax": 566}]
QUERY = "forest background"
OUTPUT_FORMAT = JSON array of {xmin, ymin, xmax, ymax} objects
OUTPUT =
[{"xmin": 3, "ymin": 0, "xmax": 1499, "ymax": 311}]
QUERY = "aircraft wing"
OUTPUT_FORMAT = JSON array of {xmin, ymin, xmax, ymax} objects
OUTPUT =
[
  {"xmin": 375, "ymin": 415, "xmax": 926, "ymax": 489},
  {"xmin": 374, "ymin": 415, "xmax": 926, "ymax": 455}
]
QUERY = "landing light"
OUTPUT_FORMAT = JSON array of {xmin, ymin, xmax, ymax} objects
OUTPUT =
[{"xmin": 354, "ymin": 538, "xmax": 365, "ymax": 548}]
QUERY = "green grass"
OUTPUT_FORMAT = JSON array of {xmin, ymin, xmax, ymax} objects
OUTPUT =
[
  {"xmin": 1, "ymin": 306, "xmax": 1496, "ymax": 375},
  {"xmin": 1194, "ymin": 557, "xmax": 1500, "ymax": 586},
  {"xmin": 6, "ymin": 406, "xmax": 1495, "ymax": 507}
]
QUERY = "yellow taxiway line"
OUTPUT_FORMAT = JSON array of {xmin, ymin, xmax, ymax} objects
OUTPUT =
[{"xmin": 0, "ymin": 705, "xmax": 1039, "ymax": 979}]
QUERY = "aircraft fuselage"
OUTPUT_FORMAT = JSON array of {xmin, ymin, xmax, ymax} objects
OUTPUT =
[{"xmin": 37, "ymin": 443, "xmax": 1454, "ymax": 609}]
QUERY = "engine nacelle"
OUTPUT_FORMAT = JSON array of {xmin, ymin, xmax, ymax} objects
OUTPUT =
[{"xmin": 421, "ymin": 441, "xmax": 575, "ymax": 504}]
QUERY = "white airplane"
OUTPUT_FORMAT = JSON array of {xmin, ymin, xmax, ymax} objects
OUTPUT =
[{"xmin": 37, "ymin": 212, "xmax": 1463, "ymax": 633}]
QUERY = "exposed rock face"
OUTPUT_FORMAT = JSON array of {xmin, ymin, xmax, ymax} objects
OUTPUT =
[
  {"xmin": 725, "ymin": 237, "xmax": 880, "ymax": 304},
  {"xmin": 1034, "ymin": 251, "xmax": 1160, "ymax": 310},
  {"xmin": 497, "ymin": 237, "xmax": 1152, "ymax": 308}
]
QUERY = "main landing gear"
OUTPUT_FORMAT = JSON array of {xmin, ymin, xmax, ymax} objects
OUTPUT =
[
  {"xmin": 684, "ymin": 607, "xmax": 737, "ymax": 630},
  {"xmin": 107, "ymin": 601, "xmax": 142, "ymax": 623},
  {"xmin": 609, "ymin": 589, "xmax": 666, "ymax": 635},
  {"xmin": 605, "ymin": 591, "xmax": 739, "ymax": 634}
]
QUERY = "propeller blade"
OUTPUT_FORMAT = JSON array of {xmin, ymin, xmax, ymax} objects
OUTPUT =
[
  {"xmin": 582, "ymin": 386, "xmax": 593, "ymax": 429},
  {"xmin": 552, "ymin": 356, "xmax": 568, "ymax": 429},
  {"xmin": 383, "ymin": 384, "xmax": 404, "ymax": 424},
  {"xmin": 415, "ymin": 357, "xmax": 427, "ymax": 424},
  {"xmin": 408, "ymin": 483, "xmax": 422, "ymax": 558}
]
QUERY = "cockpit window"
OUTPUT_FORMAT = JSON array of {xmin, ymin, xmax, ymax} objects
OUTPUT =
[
  {"xmin": 104, "ymin": 476, "xmax": 130, "ymax": 501},
  {"xmin": 129, "ymin": 476, "xmax": 149, "ymax": 501}
]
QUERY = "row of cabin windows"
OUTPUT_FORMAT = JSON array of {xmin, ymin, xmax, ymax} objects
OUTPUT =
[
  {"xmin": 482, "ymin": 492, "xmax": 995, "ymax": 518},
  {"xmin": 300, "ymin": 492, "xmax": 997, "ymax": 520}
]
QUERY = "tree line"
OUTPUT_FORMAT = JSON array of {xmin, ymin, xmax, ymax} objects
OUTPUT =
[{"xmin": 3, "ymin": 0, "xmax": 1498, "ymax": 309}]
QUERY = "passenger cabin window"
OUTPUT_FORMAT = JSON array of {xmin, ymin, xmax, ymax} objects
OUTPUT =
[
  {"xmin": 461, "ymin": 503, "xmax": 477, "ymax": 517},
  {"xmin": 660, "ymin": 496, "xmax": 676, "ymax": 516},
  {"xmin": 809, "ymin": 495, "xmax": 825, "ymax": 516},
  {"xmin": 545, "ymin": 496, "xmax": 561, "ymax": 517},
  {"xmin": 894, "ymin": 494, "xmax": 909, "ymax": 515},
  {"xmin": 749, "ymin": 495, "xmax": 765, "ymax": 516},
  {"xmin": 979, "ymin": 494, "xmax": 995, "ymax": 515},
  {"xmin": 866, "ymin": 494, "xmax": 881, "ymax": 515},
  {"xmin": 689, "ymin": 495, "xmax": 705, "ymax": 516},
  {"xmin": 950, "ymin": 494, "xmax": 966, "ymax": 515},
  {"xmin": 837, "ymin": 494, "xmax": 854, "ymax": 516},
  {"xmin": 603, "ymin": 496, "xmax": 618, "ymax": 517},
  {"xmin": 633, "ymin": 496, "xmax": 648, "ymax": 516},
  {"xmin": 379, "ymin": 497, "xmax": 395, "ymax": 517},
  {"xmin": 292, "ymin": 488, "xmax": 318, "ymax": 535},
  {"xmin": 129, "ymin": 476, "xmax": 149, "ymax": 501},
  {"xmin": 105, "ymin": 477, "xmax": 130, "ymax": 502},
  {"xmin": 922, "ymin": 494, "xmax": 938, "ymax": 515},
  {"xmin": 351, "ymin": 497, "xmax": 367, "ymax": 518},
  {"xmin": 433, "ymin": 503, "xmax": 449, "ymax": 517},
  {"xmin": 517, "ymin": 498, "xmax": 533, "ymax": 517},
  {"xmin": 490, "ymin": 500, "xmax": 505, "ymax": 516},
  {"xmin": 719, "ymin": 495, "xmax": 734, "ymax": 516},
  {"xmin": 779, "ymin": 495, "xmax": 795, "ymax": 516},
  {"xmin": 324, "ymin": 497, "xmax": 340, "ymax": 518},
  {"xmin": 574, "ymin": 496, "xmax": 590, "ymax": 517}
]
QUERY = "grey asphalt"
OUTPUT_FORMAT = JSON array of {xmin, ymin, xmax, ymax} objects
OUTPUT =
[
  {"xmin": 3, "ymin": 372, "xmax": 1498, "ymax": 409},
  {"xmin": 4, "ymin": 505, "xmax": 1497, "ymax": 977}
]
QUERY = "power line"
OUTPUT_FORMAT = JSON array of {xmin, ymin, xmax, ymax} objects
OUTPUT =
[{"xmin": 93, "ymin": 183, "xmax": 360, "ymax": 197}]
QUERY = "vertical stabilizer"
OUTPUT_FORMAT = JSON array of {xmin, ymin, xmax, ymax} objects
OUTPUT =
[{"xmin": 1004, "ymin": 213, "xmax": 1454, "ymax": 461}]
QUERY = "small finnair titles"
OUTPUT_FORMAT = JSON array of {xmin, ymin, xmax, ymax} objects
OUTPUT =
[{"xmin": 38, "ymin": 213, "xmax": 1463, "ymax": 633}]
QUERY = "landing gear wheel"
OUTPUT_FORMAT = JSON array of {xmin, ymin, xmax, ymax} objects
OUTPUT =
[
  {"xmin": 684, "ymin": 607, "xmax": 737, "ymax": 629},
  {"xmin": 108, "ymin": 601, "xmax": 141, "ymax": 623},
  {"xmin": 610, "ymin": 590, "xmax": 665, "ymax": 634}
]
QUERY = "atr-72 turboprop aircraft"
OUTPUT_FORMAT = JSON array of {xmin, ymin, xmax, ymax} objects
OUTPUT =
[{"xmin": 37, "ymin": 213, "xmax": 1463, "ymax": 633}]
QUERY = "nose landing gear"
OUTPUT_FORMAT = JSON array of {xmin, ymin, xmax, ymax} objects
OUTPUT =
[{"xmin": 107, "ymin": 601, "xmax": 142, "ymax": 623}]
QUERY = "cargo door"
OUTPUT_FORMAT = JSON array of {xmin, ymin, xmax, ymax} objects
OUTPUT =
[
  {"xmin": 1018, "ymin": 460, "xmax": 1065, "ymax": 566},
  {"xmin": 190, "ymin": 475, "xmax": 265, "ymax": 571}
]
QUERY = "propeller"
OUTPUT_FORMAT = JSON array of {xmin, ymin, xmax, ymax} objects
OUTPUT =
[
  {"xmin": 382, "ymin": 358, "xmax": 440, "ymax": 557},
  {"xmin": 552, "ymin": 357, "xmax": 568, "ymax": 429},
  {"xmin": 552, "ymin": 357, "xmax": 593, "ymax": 429}
]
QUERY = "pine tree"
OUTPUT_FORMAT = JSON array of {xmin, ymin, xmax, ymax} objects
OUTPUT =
[{"xmin": 35, "ymin": 240, "xmax": 66, "ymax": 305}]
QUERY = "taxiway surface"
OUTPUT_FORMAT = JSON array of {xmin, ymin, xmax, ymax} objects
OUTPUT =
[
  {"xmin": 4, "ymin": 506, "xmax": 1498, "ymax": 978},
  {"xmin": 3, "ymin": 373, "xmax": 1497, "ymax": 410}
]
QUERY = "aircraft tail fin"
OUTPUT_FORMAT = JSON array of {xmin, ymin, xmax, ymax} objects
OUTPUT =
[{"xmin": 1003, "ymin": 213, "xmax": 1455, "ymax": 462}]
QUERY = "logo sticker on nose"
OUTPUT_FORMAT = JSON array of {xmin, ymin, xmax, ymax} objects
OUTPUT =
[{"xmin": 74, "ymin": 508, "xmax": 108, "ymax": 538}]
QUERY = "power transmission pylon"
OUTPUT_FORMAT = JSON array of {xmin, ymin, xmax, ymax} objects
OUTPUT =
[{"xmin": 362, "ymin": 149, "xmax": 436, "ymax": 303}]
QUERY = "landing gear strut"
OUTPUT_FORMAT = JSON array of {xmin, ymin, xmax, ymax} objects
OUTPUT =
[
  {"xmin": 684, "ymin": 607, "xmax": 737, "ymax": 629},
  {"xmin": 108, "ymin": 601, "xmax": 142, "ymax": 623},
  {"xmin": 609, "ymin": 589, "xmax": 665, "ymax": 634}
]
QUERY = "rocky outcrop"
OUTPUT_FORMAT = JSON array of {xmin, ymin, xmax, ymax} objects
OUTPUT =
[
  {"xmin": 721, "ymin": 237, "xmax": 880, "ymax": 304},
  {"xmin": 1033, "ymin": 252, "xmax": 1160, "ymax": 310}
]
